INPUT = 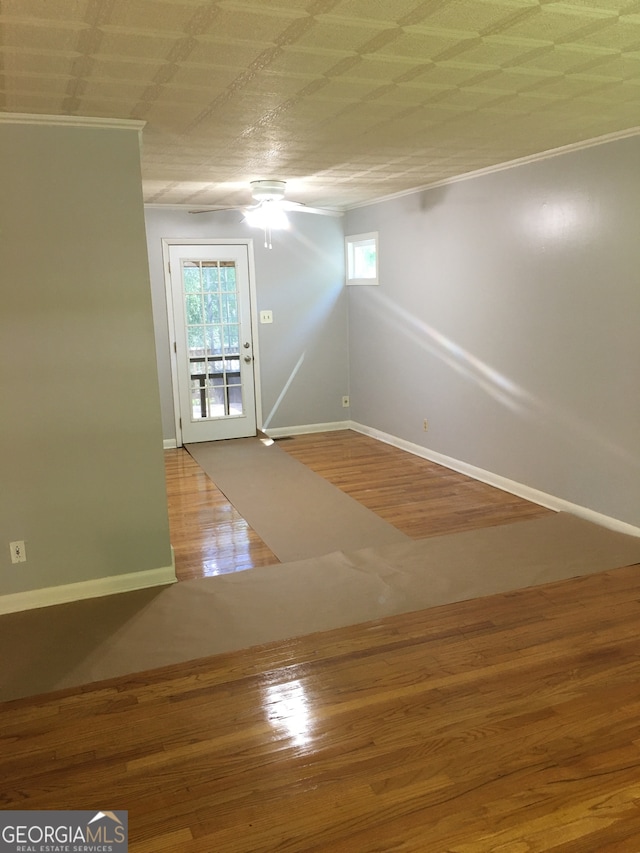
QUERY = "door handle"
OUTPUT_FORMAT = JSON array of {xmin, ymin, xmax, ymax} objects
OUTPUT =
[{"xmin": 243, "ymin": 355, "xmax": 253, "ymax": 363}]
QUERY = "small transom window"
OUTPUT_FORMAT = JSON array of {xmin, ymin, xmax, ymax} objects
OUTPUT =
[{"xmin": 346, "ymin": 232, "xmax": 378, "ymax": 285}]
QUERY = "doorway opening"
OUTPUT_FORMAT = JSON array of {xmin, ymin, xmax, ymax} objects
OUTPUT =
[{"xmin": 164, "ymin": 240, "xmax": 261, "ymax": 444}]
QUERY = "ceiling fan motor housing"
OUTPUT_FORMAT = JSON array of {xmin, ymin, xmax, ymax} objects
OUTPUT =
[{"xmin": 250, "ymin": 180, "xmax": 287, "ymax": 202}]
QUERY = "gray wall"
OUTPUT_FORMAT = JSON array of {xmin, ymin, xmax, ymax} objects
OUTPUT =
[
  {"xmin": 346, "ymin": 135, "xmax": 640, "ymax": 527},
  {"xmin": 144, "ymin": 207, "xmax": 348, "ymax": 441},
  {"xmin": 0, "ymin": 121, "xmax": 172, "ymax": 595}
]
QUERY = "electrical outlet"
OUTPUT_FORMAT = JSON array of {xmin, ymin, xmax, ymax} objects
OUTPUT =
[
  {"xmin": 342, "ymin": 396, "xmax": 350, "ymax": 407},
  {"xmin": 423, "ymin": 419, "xmax": 429, "ymax": 432},
  {"xmin": 10, "ymin": 540, "xmax": 26, "ymax": 564}
]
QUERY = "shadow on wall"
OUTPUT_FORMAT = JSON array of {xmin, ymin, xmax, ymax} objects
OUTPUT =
[{"xmin": 416, "ymin": 184, "xmax": 451, "ymax": 213}]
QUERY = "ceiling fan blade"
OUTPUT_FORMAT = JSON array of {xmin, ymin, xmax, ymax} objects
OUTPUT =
[
  {"xmin": 187, "ymin": 195, "xmax": 342, "ymax": 217},
  {"xmin": 280, "ymin": 200, "xmax": 343, "ymax": 217},
  {"xmin": 188, "ymin": 202, "xmax": 265, "ymax": 214},
  {"xmin": 188, "ymin": 206, "xmax": 242, "ymax": 214}
]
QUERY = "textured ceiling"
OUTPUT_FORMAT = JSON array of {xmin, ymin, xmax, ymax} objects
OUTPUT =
[{"xmin": 1, "ymin": 0, "xmax": 639, "ymax": 209}]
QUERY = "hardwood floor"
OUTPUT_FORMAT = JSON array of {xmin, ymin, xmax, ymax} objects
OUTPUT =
[
  {"xmin": 165, "ymin": 446, "xmax": 277, "ymax": 581},
  {"xmin": 3, "ymin": 565, "xmax": 640, "ymax": 851},
  {"xmin": 2, "ymin": 430, "xmax": 639, "ymax": 851},
  {"xmin": 280, "ymin": 430, "xmax": 551, "ymax": 538},
  {"xmin": 166, "ymin": 430, "xmax": 551, "ymax": 581}
]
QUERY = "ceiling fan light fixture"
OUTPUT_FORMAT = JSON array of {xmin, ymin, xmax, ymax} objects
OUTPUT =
[
  {"xmin": 244, "ymin": 203, "xmax": 289, "ymax": 231},
  {"xmin": 244, "ymin": 199, "xmax": 289, "ymax": 248},
  {"xmin": 250, "ymin": 179, "xmax": 287, "ymax": 203}
]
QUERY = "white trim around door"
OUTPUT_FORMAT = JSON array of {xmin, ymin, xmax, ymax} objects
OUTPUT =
[{"xmin": 162, "ymin": 238, "xmax": 262, "ymax": 446}]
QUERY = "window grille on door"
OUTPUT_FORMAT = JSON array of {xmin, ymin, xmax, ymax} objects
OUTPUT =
[{"xmin": 182, "ymin": 259, "xmax": 243, "ymax": 420}]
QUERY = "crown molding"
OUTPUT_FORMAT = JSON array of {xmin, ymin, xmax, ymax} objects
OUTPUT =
[
  {"xmin": 0, "ymin": 111, "xmax": 145, "ymax": 132},
  {"xmin": 346, "ymin": 125, "xmax": 640, "ymax": 211}
]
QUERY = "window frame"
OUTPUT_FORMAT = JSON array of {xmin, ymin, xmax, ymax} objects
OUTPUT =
[{"xmin": 345, "ymin": 231, "xmax": 379, "ymax": 286}]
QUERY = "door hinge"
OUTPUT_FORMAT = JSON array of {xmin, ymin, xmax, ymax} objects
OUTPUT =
[
  {"xmin": 173, "ymin": 341, "xmax": 177, "ymax": 353},
  {"xmin": 179, "ymin": 417, "xmax": 182, "ymax": 429}
]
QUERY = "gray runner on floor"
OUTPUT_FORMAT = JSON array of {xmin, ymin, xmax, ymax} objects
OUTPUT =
[
  {"xmin": 185, "ymin": 437, "xmax": 409, "ymax": 561},
  {"xmin": 2, "ymin": 512, "xmax": 640, "ymax": 702}
]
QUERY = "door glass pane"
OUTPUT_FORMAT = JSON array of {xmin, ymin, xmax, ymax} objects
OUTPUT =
[
  {"xmin": 206, "ymin": 325, "xmax": 222, "ymax": 355},
  {"xmin": 223, "ymin": 326, "xmax": 239, "ymax": 352},
  {"xmin": 228, "ymin": 385, "xmax": 243, "ymax": 415},
  {"xmin": 204, "ymin": 293, "xmax": 220, "ymax": 325},
  {"xmin": 183, "ymin": 263, "xmax": 201, "ymax": 293},
  {"xmin": 190, "ymin": 378, "xmax": 206, "ymax": 420},
  {"xmin": 188, "ymin": 326, "xmax": 205, "ymax": 351},
  {"xmin": 221, "ymin": 261, "xmax": 236, "ymax": 291},
  {"xmin": 202, "ymin": 262, "xmax": 219, "ymax": 292},
  {"xmin": 185, "ymin": 293, "xmax": 203, "ymax": 325},
  {"xmin": 182, "ymin": 259, "xmax": 244, "ymax": 421},
  {"xmin": 207, "ymin": 384, "xmax": 225, "ymax": 418}
]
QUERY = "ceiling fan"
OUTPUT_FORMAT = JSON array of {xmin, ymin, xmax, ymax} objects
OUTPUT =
[{"xmin": 189, "ymin": 180, "xmax": 341, "ymax": 248}]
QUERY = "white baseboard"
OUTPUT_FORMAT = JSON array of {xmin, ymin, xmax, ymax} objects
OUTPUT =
[
  {"xmin": 265, "ymin": 421, "xmax": 351, "ymax": 438},
  {"xmin": 0, "ymin": 551, "xmax": 177, "ymax": 615},
  {"xmin": 165, "ymin": 424, "xmax": 350, "ymax": 445},
  {"xmin": 351, "ymin": 422, "xmax": 640, "ymax": 538}
]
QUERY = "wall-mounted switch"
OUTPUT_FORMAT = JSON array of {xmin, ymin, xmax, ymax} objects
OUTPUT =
[{"xmin": 10, "ymin": 540, "xmax": 26, "ymax": 564}]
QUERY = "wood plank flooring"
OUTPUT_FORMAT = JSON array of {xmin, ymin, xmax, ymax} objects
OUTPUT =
[
  {"xmin": 2, "ymin": 430, "xmax": 639, "ymax": 851},
  {"xmin": 280, "ymin": 430, "xmax": 551, "ymax": 538},
  {"xmin": 165, "ymin": 444, "xmax": 277, "ymax": 581},
  {"xmin": 167, "ymin": 429, "xmax": 551, "ymax": 580}
]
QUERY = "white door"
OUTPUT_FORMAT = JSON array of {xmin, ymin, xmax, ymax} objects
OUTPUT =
[{"xmin": 168, "ymin": 243, "xmax": 257, "ymax": 443}]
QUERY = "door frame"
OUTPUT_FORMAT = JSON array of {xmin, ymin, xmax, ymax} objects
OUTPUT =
[{"xmin": 162, "ymin": 238, "xmax": 263, "ymax": 447}]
